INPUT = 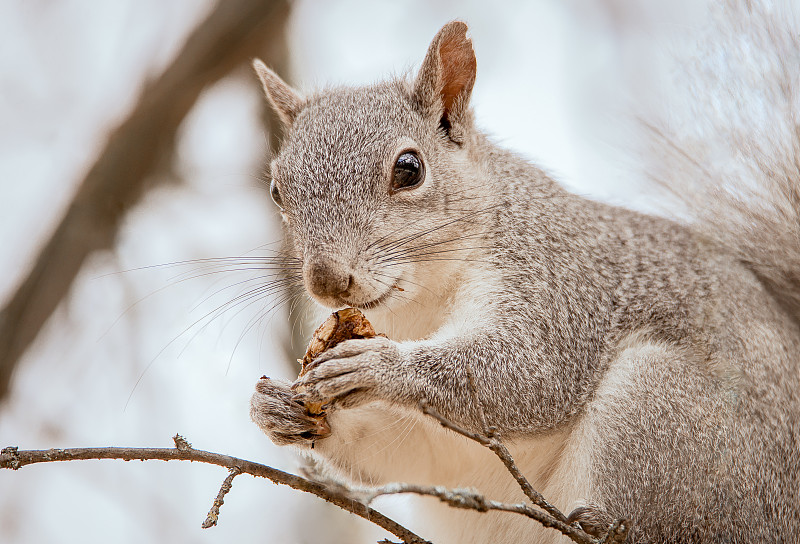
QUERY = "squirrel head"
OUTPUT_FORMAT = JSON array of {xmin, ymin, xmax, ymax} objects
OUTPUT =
[{"xmin": 253, "ymin": 22, "xmax": 483, "ymax": 312}]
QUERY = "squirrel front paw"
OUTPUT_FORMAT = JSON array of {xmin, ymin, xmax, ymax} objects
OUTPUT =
[
  {"xmin": 250, "ymin": 377, "xmax": 330, "ymax": 446},
  {"xmin": 292, "ymin": 336, "xmax": 402, "ymax": 411}
]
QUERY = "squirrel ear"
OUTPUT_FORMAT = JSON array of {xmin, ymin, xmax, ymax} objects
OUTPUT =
[
  {"xmin": 252, "ymin": 59, "xmax": 305, "ymax": 127},
  {"xmin": 413, "ymin": 21, "xmax": 477, "ymax": 143}
]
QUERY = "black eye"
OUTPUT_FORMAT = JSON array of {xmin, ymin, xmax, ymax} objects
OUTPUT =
[
  {"xmin": 270, "ymin": 178, "xmax": 284, "ymax": 210},
  {"xmin": 391, "ymin": 151, "xmax": 425, "ymax": 192}
]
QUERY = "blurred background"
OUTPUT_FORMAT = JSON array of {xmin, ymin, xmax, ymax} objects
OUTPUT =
[{"xmin": 0, "ymin": 1, "xmax": 702, "ymax": 542}]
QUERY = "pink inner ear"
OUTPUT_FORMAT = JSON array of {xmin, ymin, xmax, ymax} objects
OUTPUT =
[{"xmin": 438, "ymin": 31, "xmax": 477, "ymax": 114}]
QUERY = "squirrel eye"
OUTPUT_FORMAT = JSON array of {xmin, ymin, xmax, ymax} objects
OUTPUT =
[
  {"xmin": 391, "ymin": 151, "xmax": 425, "ymax": 192},
  {"xmin": 270, "ymin": 178, "xmax": 284, "ymax": 210}
]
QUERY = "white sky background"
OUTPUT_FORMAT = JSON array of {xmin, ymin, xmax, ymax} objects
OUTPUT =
[{"xmin": 0, "ymin": 1, "xmax": 703, "ymax": 543}]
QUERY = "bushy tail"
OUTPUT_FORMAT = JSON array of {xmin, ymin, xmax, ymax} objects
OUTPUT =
[{"xmin": 646, "ymin": 0, "xmax": 800, "ymax": 320}]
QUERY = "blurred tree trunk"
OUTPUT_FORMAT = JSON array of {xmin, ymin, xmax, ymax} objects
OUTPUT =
[{"xmin": 0, "ymin": 0, "xmax": 291, "ymax": 401}]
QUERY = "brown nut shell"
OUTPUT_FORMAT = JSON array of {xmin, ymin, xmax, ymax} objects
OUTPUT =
[
  {"xmin": 300, "ymin": 307, "xmax": 378, "ymax": 376},
  {"xmin": 296, "ymin": 308, "xmax": 381, "ymax": 415}
]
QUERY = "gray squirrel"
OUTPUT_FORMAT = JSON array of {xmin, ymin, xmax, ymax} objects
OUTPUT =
[{"xmin": 249, "ymin": 4, "xmax": 800, "ymax": 543}]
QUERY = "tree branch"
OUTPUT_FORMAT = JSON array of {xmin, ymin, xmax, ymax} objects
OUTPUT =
[
  {"xmin": 202, "ymin": 467, "xmax": 242, "ymax": 529},
  {"xmin": 0, "ymin": 0, "xmax": 290, "ymax": 401},
  {"xmin": 359, "ymin": 483, "xmax": 589, "ymax": 541},
  {"xmin": 1, "ymin": 424, "xmax": 631, "ymax": 543},
  {"xmin": 0, "ymin": 437, "xmax": 430, "ymax": 544}
]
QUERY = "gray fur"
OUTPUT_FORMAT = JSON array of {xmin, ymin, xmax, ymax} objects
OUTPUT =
[{"xmin": 251, "ymin": 12, "xmax": 800, "ymax": 544}]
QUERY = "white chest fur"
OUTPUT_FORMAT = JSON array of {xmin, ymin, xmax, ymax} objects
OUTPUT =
[{"xmin": 310, "ymin": 402, "xmax": 589, "ymax": 544}]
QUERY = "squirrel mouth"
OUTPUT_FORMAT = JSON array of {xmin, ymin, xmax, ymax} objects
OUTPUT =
[{"xmin": 344, "ymin": 284, "xmax": 397, "ymax": 310}]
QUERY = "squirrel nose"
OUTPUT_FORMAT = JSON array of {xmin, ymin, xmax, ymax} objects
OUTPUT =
[{"xmin": 304, "ymin": 258, "xmax": 353, "ymax": 299}]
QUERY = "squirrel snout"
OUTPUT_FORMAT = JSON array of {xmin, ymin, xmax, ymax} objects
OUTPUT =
[{"xmin": 303, "ymin": 258, "xmax": 353, "ymax": 300}]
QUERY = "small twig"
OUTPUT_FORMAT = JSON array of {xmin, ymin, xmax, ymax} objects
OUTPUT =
[
  {"xmin": 489, "ymin": 438, "xmax": 567, "ymax": 519},
  {"xmin": 469, "ymin": 363, "xmax": 629, "ymax": 541},
  {"xmin": 420, "ymin": 374, "xmax": 607, "ymax": 543},
  {"xmin": 421, "ymin": 395, "xmax": 568, "ymax": 521},
  {"xmin": 463, "ymin": 364, "xmax": 567, "ymax": 523},
  {"xmin": 361, "ymin": 482, "xmax": 590, "ymax": 540},
  {"xmin": 420, "ymin": 399, "xmax": 489, "ymax": 446},
  {"xmin": 173, "ymin": 433, "xmax": 192, "ymax": 451},
  {"xmin": 0, "ymin": 441, "xmax": 430, "ymax": 544},
  {"xmin": 202, "ymin": 467, "xmax": 242, "ymax": 529},
  {"xmin": 421, "ymin": 377, "xmax": 634, "ymax": 544}
]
